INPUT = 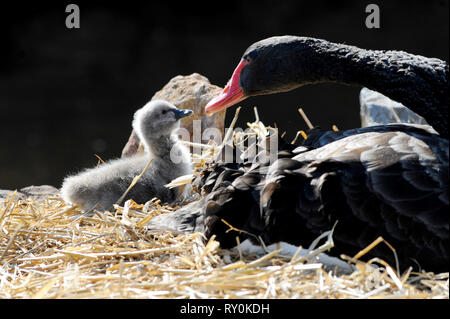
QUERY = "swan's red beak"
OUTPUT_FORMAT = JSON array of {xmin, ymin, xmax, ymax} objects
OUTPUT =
[{"xmin": 205, "ymin": 59, "xmax": 248, "ymax": 116}]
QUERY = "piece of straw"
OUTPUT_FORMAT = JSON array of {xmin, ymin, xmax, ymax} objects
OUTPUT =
[
  {"xmin": 115, "ymin": 158, "xmax": 154, "ymax": 206},
  {"xmin": 298, "ymin": 108, "xmax": 314, "ymax": 129}
]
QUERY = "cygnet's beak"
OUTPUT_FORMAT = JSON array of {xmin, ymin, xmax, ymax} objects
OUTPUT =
[{"xmin": 173, "ymin": 108, "xmax": 193, "ymax": 120}]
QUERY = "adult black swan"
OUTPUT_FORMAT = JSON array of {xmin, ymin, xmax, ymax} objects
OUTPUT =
[
  {"xmin": 149, "ymin": 37, "xmax": 448, "ymax": 272},
  {"xmin": 149, "ymin": 125, "xmax": 448, "ymax": 272},
  {"xmin": 205, "ymin": 36, "xmax": 448, "ymax": 138}
]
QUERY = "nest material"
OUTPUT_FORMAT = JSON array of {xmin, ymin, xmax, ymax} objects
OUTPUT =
[
  {"xmin": 0, "ymin": 107, "xmax": 448, "ymax": 299},
  {"xmin": 0, "ymin": 193, "xmax": 448, "ymax": 299}
]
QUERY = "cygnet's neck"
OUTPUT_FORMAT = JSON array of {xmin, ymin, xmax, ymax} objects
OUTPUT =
[{"xmin": 143, "ymin": 134, "xmax": 178, "ymax": 159}]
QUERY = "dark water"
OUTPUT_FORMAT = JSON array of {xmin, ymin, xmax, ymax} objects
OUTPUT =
[{"xmin": 1, "ymin": 0, "xmax": 448, "ymax": 189}]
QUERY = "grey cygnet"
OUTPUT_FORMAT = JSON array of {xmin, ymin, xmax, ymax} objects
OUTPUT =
[{"xmin": 61, "ymin": 99, "xmax": 193, "ymax": 211}]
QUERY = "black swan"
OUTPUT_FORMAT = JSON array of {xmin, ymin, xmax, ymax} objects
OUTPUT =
[
  {"xmin": 149, "ymin": 125, "xmax": 448, "ymax": 272},
  {"xmin": 61, "ymin": 100, "xmax": 193, "ymax": 211},
  {"xmin": 205, "ymin": 36, "xmax": 448, "ymax": 138},
  {"xmin": 149, "ymin": 37, "xmax": 448, "ymax": 272}
]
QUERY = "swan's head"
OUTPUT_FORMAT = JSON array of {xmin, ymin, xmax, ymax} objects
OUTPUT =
[
  {"xmin": 133, "ymin": 100, "xmax": 193, "ymax": 142},
  {"xmin": 205, "ymin": 36, "xmax": 312, "ymax": 115}
]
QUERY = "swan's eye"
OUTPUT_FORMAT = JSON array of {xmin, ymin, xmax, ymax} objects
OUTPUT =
[{"xmin": 245, "ymin": 56, "xmax": 252, "ymax": 64}]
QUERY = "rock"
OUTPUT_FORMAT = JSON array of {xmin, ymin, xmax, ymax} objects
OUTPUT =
[
  {"xmin": 122, "ymin": 73, "xmax": 226, "ymax": 157},
  {"xmin": 0, "ymin": 189, "xmax": 25, "ymax": 201},
  {"xmin": 359, "ymin": 88, "xmax": 435, "ymax": 131},
  {"xmin": 20, "ymin": 185, "xmax": 60, "ymax": 198},
  {"xmin": 121, "ymin": 129, "xmax": 145, "ymax": 158},
  {"xmin": 0, "ymin": 185, "xmax": 59, "ymax": 202}
]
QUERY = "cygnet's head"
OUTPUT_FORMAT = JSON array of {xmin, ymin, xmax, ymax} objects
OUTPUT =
[{"xmin": 133, "ymin": 100, "xmax": 193, "ymax": 143}]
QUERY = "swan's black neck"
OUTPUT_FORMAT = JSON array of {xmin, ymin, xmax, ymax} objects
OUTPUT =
[
  {"xmin": 251, "ymin": 37, "xmax": 449, "ymax": 138},
  {"xmin": 304, "ymin": 39, "xmax": 449, "ymax": 138}
]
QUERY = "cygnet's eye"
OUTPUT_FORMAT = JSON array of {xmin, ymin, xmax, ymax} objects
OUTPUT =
[{"xmin": 161, "ymin": 110, "xmax": 167, "ymax": 115}]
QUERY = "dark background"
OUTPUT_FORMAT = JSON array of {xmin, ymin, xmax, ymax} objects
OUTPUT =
[{"xmin": 1, "ymin": 0, "xmax": 448, "ymax": 190}]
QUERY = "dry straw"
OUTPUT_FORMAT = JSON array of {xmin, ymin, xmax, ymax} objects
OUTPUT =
[{"xmin": 0, "ymin": 108, "xmax": 448, "ymax": 299}]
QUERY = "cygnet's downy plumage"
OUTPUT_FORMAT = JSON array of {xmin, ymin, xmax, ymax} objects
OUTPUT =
[{"xmin": 61, "ymin": 100, "xmax": 193, "ymax": 211}]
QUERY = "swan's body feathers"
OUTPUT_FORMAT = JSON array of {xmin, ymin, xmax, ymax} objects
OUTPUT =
[{"xmin": 151, "ymin": 127, "xmax": 448, "ymax": 272}]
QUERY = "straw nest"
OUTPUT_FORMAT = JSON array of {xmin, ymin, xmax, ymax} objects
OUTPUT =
[{"xmin": 0, "ymin": 108, "xmax": 448, "ymax": 299}]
